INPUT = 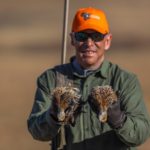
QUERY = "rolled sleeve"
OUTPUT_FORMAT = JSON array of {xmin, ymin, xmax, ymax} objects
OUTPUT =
[
  {"xmin": 115, "ymin": 75, "xmax": 150, "ymax": 146},
  {"xmin": 27, "ymin": 70, "xmax": 61, "ymax": 141}
]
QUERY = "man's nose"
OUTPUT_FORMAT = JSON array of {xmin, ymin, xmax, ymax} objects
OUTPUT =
[{"xmin": 86, "ymin": 38, "xmax": 94, "ymax": 46}]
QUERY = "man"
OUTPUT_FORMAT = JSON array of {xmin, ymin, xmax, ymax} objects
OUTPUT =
[{"xmin": 27, "ymin": 7, "xmax": 150, "ymax": 150}]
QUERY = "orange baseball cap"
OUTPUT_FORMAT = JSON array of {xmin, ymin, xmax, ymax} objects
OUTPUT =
[{"xmin": 72, "ymin": 7, "xmax": 109, "ymax": 34}]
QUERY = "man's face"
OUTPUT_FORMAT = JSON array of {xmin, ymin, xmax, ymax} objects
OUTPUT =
[{"xmin": 71, "ymin": 29, "xmax": 112, "ymax": 69}]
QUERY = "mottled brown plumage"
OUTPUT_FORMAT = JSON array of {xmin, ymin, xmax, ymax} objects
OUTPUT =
[
  {"xmin": 52, "ymin": 86, "xmax": 81, "ymax": 125},
  {"xmin": 91, "ymin": 85, "xmax": 117, "ymax": 122}
]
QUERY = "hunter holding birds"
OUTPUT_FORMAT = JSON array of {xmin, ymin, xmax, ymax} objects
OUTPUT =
[{"xmin": 27, "ymin": 7, "xmax": 150, "ymax": 150}]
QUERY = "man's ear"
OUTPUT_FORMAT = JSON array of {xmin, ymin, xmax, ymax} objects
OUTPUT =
[
  {"xmin": 70, "ymin": 33, "xmax": 75, "ymax": 46},
  {"xmin": 104, "ymin": 33, "xmax": 112, "ymax": 51}
]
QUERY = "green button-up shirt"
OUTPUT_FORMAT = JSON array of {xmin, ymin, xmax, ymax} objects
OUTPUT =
[{"xmin": 27, "ymin": 60, "xmax": 150, "ymax": 150}]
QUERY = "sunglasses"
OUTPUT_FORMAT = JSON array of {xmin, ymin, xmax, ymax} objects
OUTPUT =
[{"xmin": 74, "ymin": 32, "xmax": 106, "ymax": 42}]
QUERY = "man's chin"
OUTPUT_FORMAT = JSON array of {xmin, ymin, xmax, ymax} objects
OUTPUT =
[{"xmin": 82, "ymin": 60, "xmax": 95, "ymax": 68}]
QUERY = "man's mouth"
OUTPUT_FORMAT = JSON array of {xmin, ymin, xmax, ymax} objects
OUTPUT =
[
  {"xmin": 80, "ymin": 50, "xmax": 96, "ymax": 57},
  {"xmin": 81, "ymin": 50, "xmax": 96, "ymax": 54}
]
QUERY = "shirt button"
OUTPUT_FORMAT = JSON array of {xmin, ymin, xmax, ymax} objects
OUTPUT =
[
  {"xmin": 85, "ymin": 127, "xmax": 89, "ymax": 131},
  {"xmin": 85, "ymin": 105, "xmax": 88, "ymax": 109}
]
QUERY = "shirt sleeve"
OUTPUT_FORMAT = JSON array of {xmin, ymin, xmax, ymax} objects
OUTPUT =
[
  {"xmin": 27, "ymin": 70, "xmax": 61, "ymax": 141},
  {"xmin": 115, "ymin": 74, "xmax": 150, "ymax": 146}
]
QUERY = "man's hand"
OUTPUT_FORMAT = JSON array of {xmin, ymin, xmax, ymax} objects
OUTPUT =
[{"xmin": 107, "ymin": 100, "xmax": 126, "ymax": 129}]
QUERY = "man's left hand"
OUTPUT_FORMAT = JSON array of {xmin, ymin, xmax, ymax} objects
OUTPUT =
[{"xmin": 107, "ymin": 100, "xmax": 126, "ymax": 129}]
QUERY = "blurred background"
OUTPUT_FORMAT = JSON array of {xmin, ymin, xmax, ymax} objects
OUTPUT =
[{"xmin": 0, "ymin": 0, "xmax": 150, "ymax": 150}]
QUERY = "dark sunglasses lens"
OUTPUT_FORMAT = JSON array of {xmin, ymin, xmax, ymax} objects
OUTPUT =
[
  {"xmin": 74, "ymin": 32, "xmax": 105, "ymax": 42},
  {"xmin": 91, "ymin": 32, "xmax": 105, "ymax": 42},
  {"xmin": 75, "ymin": 32, "xmax": 88, "ymax": 42}
]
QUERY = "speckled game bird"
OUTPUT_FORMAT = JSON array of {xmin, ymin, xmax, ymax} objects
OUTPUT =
[
  {"xmin": 52, "ymin": 86, "xmax": 81, "ymax": 125},
  {"xmin": 91, "ymin": 85, "xmax": 118, "ymax": 123}
]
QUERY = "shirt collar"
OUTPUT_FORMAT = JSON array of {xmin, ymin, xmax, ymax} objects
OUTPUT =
[
  {"xmin": 70, "ymin": 57, "xmax": 110, "ymax": 78},
  {"xmin": 72, "ymin": 58, "xmax": 96, "ymax": 77},
  {"xmin": 97, "ymin": 60, "xmax": 109, "ymax": 78}
]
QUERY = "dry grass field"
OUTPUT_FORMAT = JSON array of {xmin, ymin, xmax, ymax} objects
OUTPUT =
[{"xmin": 0, "ymin": 0, "xmax": 150, "ymax": 150}]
